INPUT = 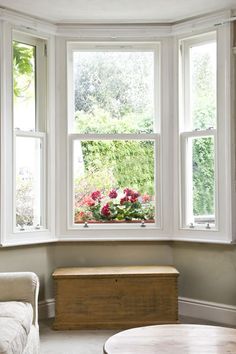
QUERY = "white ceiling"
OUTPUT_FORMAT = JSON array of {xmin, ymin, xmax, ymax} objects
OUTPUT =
[{"xmin": 0, "ymin": 0, "xmax": 235, "ymax": 24}]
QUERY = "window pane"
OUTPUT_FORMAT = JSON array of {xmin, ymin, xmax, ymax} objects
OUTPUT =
[
  {"xmin": 15, "ymin": 137, "xmax": 42, "ymax": 228},
  {"xmin": 13, "ymin": 41, "xmax": 36, "ymax": 131},
  {"xmin": 190, "ymin": 41, "xmax": 216, "ymax": 130},
  {"xmin": 186, "ymin": 136, "xmax": 215, "ymax": 227},
  {"xmin": 73, "ymin": 140, "xmax": 155, "ymax": 224},
  {"xmin": 73, "ymin": 51, "xmax": 155, "ymax": 133}
]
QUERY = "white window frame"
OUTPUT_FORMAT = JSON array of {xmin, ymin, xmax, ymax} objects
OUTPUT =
[
  {"xmin": 67, "ymin": 42, "xmax": 161, "ymax": 230},
  {"xmin": 0, "ymin": 22, "xmax": 56, "ymax": 246},
  {"xmin": 181, "ymin": 130, "xmax": 218, "ymax": 230},
  {"xmin": 13, "ymin": 131, "xmax": 46, "ymax": 231},
  {"xmin": 173, "ymin": 24, "xmax": 235, "ymax": 243},
  {"xmin": 13, "ymin": 32, "xmax": 47, "ymax": 232},
  {"xmin": 180, "ymin": 32, "xmax": 218, "ymax": 230}
]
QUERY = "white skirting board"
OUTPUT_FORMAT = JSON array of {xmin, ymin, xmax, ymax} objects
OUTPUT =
[
  {"xmin": 179, "ymin": 297, "xmax": 236, "ymax": 327},
  {"xmin": 39, "ymin": 298, "xmax": 55, "ymax": 320},
  {"xmin": 39, "ymin": 297, "xmax": 236, "ymax": 327}
]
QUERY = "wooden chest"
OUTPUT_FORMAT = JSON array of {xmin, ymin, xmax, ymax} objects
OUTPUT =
[{"xmin": 52, "ymin": 266, "xmax": 179, "ymax": 330}]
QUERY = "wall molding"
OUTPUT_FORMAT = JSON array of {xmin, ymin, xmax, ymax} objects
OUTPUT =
[
  {"xmin": 0, "ymin": 8, "xmax": 56, "ymax": 35},
  {"xmin": 39, "ymin": 296, "xmax": 236, "ymax": 327},
  {"xmin": 0, "ymin": 7, "xmax": 233, "ymax": 39},
  {"xmin": 39, "ymin": 298, "xmax": 55, "ymax": 320},
  {"xmin": 179, "ymin": 297, "xmax": 236, "ymax": 327}
]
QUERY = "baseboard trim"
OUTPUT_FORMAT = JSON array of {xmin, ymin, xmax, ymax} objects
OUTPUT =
[
  {"xmin": 179, "ymin": 297, "xmax": 236, "ymax": 327},
  {"xmin": 39, "ymin": 298, "xmax": 55, "ymax": 320},
  {"xmin": 38, "ymin": 297, "xmax": 236, "ymax": 327}
]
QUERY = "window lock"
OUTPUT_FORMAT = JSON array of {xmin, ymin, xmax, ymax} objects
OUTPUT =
[{"xmin": 141, "ymin": 220, "xmax": 146, "ymax": 227}]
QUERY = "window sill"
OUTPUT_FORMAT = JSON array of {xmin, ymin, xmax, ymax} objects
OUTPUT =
[
  {"xmin": 0, "ymin": 230, "xmax": 57, "ymax": 247},
  {"xmin": 0, "ymin": 226, "xmax": 234, "ymax": 246},
  {"xmin": 0, "ymin": 233, "xmax": 234, "ymax": 246}
]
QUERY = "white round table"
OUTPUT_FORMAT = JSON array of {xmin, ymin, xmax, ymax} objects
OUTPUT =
[{"xmin": 103, "ymin": 324, "xmax": 236, "ymax": 354}]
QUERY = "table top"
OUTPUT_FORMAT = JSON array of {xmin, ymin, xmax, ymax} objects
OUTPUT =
[
  {"xmin": 103, "ymin": 324, "xmax": 236, "ymax": 354},
  {"xmin": 52, "ymin": 266, "xmax": 179, "ymax": 278}
]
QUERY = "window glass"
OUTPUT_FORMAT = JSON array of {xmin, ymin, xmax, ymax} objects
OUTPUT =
[
  {"xmin": 73, "ymin": 140, "xmax": 155, "ymax": 224},
  {"xmin": 73, "ymin": 51, "xmax": 155, "ymax": 133},
  {"xmin": 15, "ymin": 137, "xmax": 42, "ymax": 229},
  {"xmin": 190, "ymin": 41, "xmax": 216, "ymax": 130},
  {"xmin": 13, "ymin": 41, "xmax": 36, "ymax": 131},
  {"xmin": 187, "ymin": 136, "xmax": 215, "ymax": 227}
]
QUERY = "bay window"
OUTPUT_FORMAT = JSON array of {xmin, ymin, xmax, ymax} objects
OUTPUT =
[{"xmin": 0, "ymin": 10, "xmax": 234, "ymax": 244}]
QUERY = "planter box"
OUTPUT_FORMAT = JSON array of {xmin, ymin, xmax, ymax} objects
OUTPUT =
[{"xmin": 74, "ymin": 219, "xmax": 155, "ymax": 224}]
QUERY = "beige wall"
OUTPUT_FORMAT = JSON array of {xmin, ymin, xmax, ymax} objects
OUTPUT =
[
  {"xmin": 0, "ymin": 244, "xmax": 54, "ymax": 301},
  {"xmin": 0, "ymin": 242, "xmax": 173, "ymax": 301},
  {"xmin": 2, "ymin": 241, "xmax": 236, "ymax": 306},
  {"xmin": 173, "ymin": 242, "xmax": 236, "ymax": 306}
]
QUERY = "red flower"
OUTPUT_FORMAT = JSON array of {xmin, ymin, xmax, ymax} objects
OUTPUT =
[
  {"xmin": 101, "ymin": 203, "xmax": 111, "ymax": 217},
  {"xmin": 130, "ymin": 197, "xmax": 138, "ymax": 203},
  {"xmin": 120, "ymin": 196, "xmax": 129, "ymax": 205},
  {"xmin": 124, "ymin": 188, "xmax": 139, "ymax": 199},
  {"xmin": 132, "ymin": 191, "xmax": 140, "ymax": 199},
  {"xmin": 124, "ymin": 188, "xmax": 133, "ymax": 196},
  {"xmin": 91, "ymin": 190, "xmax": 101, "ymax": 200},
  {"xmin": 109, "ymin": 189, "xmax": 118, "ymax": 199}
]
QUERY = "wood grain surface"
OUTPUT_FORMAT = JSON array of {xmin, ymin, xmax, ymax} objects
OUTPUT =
[
  {"xmin": 52, "ymin": 266, "xmax": 179, "ymax": 278},
  {"xmin": 103, "ymin": 324, "xmax": 236, "ymax": 354},
  {"xmin": 53, "ymin": 266, "xmax": 179, "ymax": 330}
]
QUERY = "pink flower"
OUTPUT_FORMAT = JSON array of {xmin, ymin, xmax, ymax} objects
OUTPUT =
[
  {"xmin": 142, "ymin": 194, "xmax": 151, "ymax": 203},
  {"xmin": 76, "ymin": 211, "xmax": 92, "ymax": 221},
  {"xmin": 81, "ymin": 196, "xmax": 95, "ymax": 207},
  {"xmin": 91, "ymin": 190, "xmax": 101, "ymax": 200},
  {"xmin": 109, "ymin": 189, "xmax": 118, "ymax": 199},
  {"xmin": 101, "ymin": 203, "xmax": 111, "ymax": 217}
]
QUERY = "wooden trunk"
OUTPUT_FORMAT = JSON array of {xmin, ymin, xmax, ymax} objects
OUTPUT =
[{"xmin": 52, "ymin": 266, "xmax": 179, "ymax": 330}]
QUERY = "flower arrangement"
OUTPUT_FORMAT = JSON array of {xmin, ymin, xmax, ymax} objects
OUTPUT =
[{"xmin": 75, "ymin": 188, "xmax": 155, "ymax": 223}]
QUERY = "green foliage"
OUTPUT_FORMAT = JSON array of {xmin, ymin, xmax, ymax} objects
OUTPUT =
[
  {"xmin": 193, "ymin": 138, "xmax": 214, "ymax": 215},
  {"xmin": 80, "ymin": 140, "xmax": 154, "ymax": 194},
  {"xmin": 191, "ymin": 48, "xmax": 216, "ymax": 217},
  {"xmin": 75, "ymin": 107, "xmax": 152, "ymax": 134},
  {"xmin": 13, "ymin": 41, "xmax": 35, "ymax": 98}
]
